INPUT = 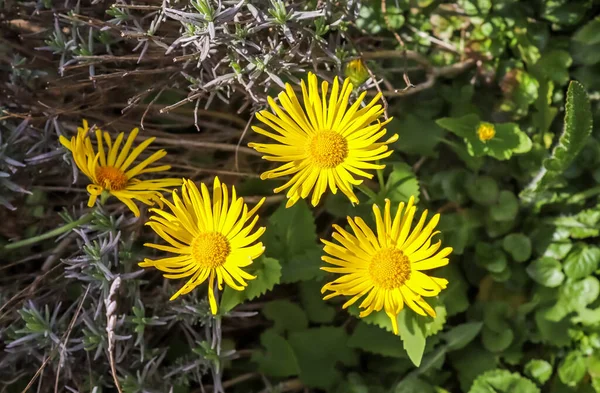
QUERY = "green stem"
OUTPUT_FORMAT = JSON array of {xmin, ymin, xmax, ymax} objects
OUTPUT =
[
  {"xmin": 567, "ymin": 185, "xmax": 600, "ymax": 204},
  {"xmin": 4, "ymin": 214, "xmax": 94, "ymax": 250},
  {"xmin": 356, "ymin": 184, "xmax": 378, "ymax": 202}
]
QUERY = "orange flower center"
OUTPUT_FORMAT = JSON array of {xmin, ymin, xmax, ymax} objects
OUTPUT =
[
  {"xmin": 477, "ymin": 122, "xmax": 495, "ymax": 142},
  {"xmin": 95, "ymin": 166, "xmax": 129, "ymax": 191},
  {"xmin": 307, "ymin": 130, "xmax": 348, "ymax": 168},
  {"xmin": 369, "ymin": 248, "xmax": 411, "ymax": 289},
  {"xmin": 191, "ymin": 232, "xmax": 231, "ymax": 268}
]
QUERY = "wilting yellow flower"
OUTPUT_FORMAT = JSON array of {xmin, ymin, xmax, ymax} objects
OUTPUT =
[
  {"xmin": 60, "ymin": 120, "xmax": 182, "ymax": 217},
  {"xmin": 248, "ymin": 72, "xmax": 398, "ymax": 208},
  {"xmin": 139, "ymin": 177, "xmax": 266, "ymax": 314},
  {"xmin": 345, "ymin": 59, "xmax": 370, "ymax": 86},
  {"xmin": 321, "ymin": 197, "xmax": 452, "ymax": 335},
  {"xmin": 477, "ymin": 122, "xmax": 496, "ymax": 142}
]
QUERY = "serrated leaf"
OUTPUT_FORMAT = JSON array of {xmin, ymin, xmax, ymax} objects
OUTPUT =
[
  {"xmin": 534, "ymin": 308, "xmax": 571, "ymax": 347},
  {"xmin": 220, "ymin": 256, "xmax": 281, "ymax": 313},
  {"xmin": 563, "ymin": 244, "xmax": 600, "ymax": 279},
  {"xmin": 449, "ymin": 343, "xmax": 498, "ymax": 392},
  {"xmin": 469, "ymin": 369, "xmax": 540, "ymax": 393},
  {"xmin": 558, "ymin": 351, "xmax": 587, "ymax": 387},
  {"xmin": 526, "ymin": 257, "xmax": 565, "ymax": 287},
  {"xmin": 444, "ymin": 322, "xmax": 483, "ymax": 351},
  {"xmin": 263, "ymin": 300, "xmax": 308, "ymax": 334},
  {"xmin": 252, "ymin": 330, "xmax": 300, "ymax": 377},
  {"xmin": 348, "ymin": 322, "xmax": 406, "ymax": 358},
  {"xmin": 523, "ymin": 81, "xmax": 593, "ymax": 198},
  {"xmin": 424, "ymin": 304, "xmax": 446, "ymax": 337},
  {"xmin": 384, "ymin": 163, "xmax": 420, "ymax": 204},
  {"xmin": 524, "ymin": 359, "xmax": 553, "ymax": 384}
]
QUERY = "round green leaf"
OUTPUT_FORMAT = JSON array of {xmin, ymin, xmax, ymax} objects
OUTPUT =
[
  {"xmin": 524, "ymin": 359, "xmax": 553, "ymax": 384},
  {"xmin": 466, "ymin": 175, "xmax": 499, "ymax": 205},
  {"xmin": 558, "ymin": 351, "xmax": 587, "ymax": 387},
  {"xmin": 526, "ymin": 257, "xmax": 565, "ymax": 287},
  {"xmin": 503, "ymin": 233, "xmax": 532, "ymax": 262},
  {"xmin": 563, "ymin": 243, "xmax": 600, "ymax": 280},
  {"xmin": 490, "ymin": 191, "xmax": 519, "ymax": 222}
]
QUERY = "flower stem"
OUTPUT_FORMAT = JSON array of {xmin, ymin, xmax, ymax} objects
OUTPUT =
[
  {"xmin": 356, "ymin": 184, "xmax": 378, "ymax": 202},
  {"xmin": 4, "ymin": 214, "xmax": 93, "ymax": 250}
]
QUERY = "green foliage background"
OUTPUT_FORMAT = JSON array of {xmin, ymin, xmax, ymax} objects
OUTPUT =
[{"xmin": 2, "ymin": 0, "xmax": 600, "ymax": 392}]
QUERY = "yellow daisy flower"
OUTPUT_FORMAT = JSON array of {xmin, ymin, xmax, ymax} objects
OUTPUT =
[
  {"xmin": 139, "ymin": 177, "xmax": 266, "ymax": 314},
  {"xmin": 248, "ymin": 72, "xmax": 398, "ymax": 208},
  {"xmin": 320, "ymin": 197, "xmax": 452, "ymax": 335},
  {"xmin": 60, "ymin": 120, "xmax": 182, "ymax": 217}
]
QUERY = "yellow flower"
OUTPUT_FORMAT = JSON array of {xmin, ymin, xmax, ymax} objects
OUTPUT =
[
  {"xmin": 139, "ymin": 177, "xmax": 266, "ymax": 314},
  {"xmin": 248, "ymin": 72, "xmax": 398, "ymax": 208},
  {"xmin": 60, "ymin": 120, "xmax": 182, "ymax": 217},
  {"xmin": 345, "ymin": 59, "xmax": 370, "ymax": 86},
  {"xmin": 477, "ymin": 122, "xmax": 496, "ymax": 142},
  {"xmin": 320, "ymin": 197, "xmax": 452, "ymax": 335}
]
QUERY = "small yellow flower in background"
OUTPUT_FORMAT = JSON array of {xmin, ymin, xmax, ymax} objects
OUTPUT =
[
  {"xmin": 60, "ymin": 120, "xmax": 182, "ymax": 217},
  {"xmin": 477, "ymin": 122, "xmax": 496, "ymax": 142},
  {"xmin": 320, "ymin": 196, "xmax": 452, "ymax": 335},
  {"xmin": 139, "ymin": 177, "xmax": 266, "ymax": 314},
  {"xmin": 345, "ymin": 59, "xmax": 370, "ymax": 86},
  {"xmin": 249, "ymin": 72, "xmax": 398, "ymax": 208}
]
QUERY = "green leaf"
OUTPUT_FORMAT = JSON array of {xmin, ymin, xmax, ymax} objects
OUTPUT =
[
  {"xmin": 469, "ymin": 369, "xmax": 540, "ymax": 393},
  {"xmin": 532, "ymin": 79, "xmax": 558, "ymax": 134},
  {"xmin": 252, "ymin": 330, "xmax": 300, "ymax": 377},
  {"xmin": 393, "ymin": 115, "xmax": 444, "ymax": 157},
  {"xmin": 476, "ymin": 243, "xmax": 508, "ymax": 273},
  {"xmin": 263, "ymin": 300, "xmax": 308, "ymax": 334},
  {"xmin": 466, "ymin": 176, "xmax": 499, "ymax": 206},
  {"xmin": 444, "ymin": 322, "xmax": 483, "ymax": 351},
  {"xmin": 573, "ymin": 17, "xmax": 600, "ymax": 45},
  {"xmin": 572, "ymin": 306, "xmax": 600, "ymax": 326},
  {"xmin": 503, "ymin": 233, "xmax": 532, "ymax": 262},
  {"xmin": 546, "ymin": 276, "xmax": 600, "ymax": 321},
  {"xmin": 384, "ymin": 163, "xmax": 420, "ymax": 204},
  {"xmin": 524, "ymin": 359, "xmax": 553, "ymax": 385},
  {"xmin": 536, "ymin": 50, "xmax": 573, "ymax": 85},
  {"xmin": 534, "ymin": 308, "xmax": 571, "ymax": 347},
  {"xmin": 394, "ymin": 376, "xmax": 436, "ymax": 393},
  {"xmin": 288, "ymin": 327, "xmax": 355, "ymax": 389},
  {"xmin": 526, "ymin": 257, "xmax": 565, "ymax": 287},
  {"xmin": 399, "ymin": 310, "xmax": 427, "ymax": 367},
  {"xmin": 424, "ymin": 304, "xmax": 447, "ymax": 337},
  {"xmin": 438, "ymin": 210, "xmax": 484, "ymax": 255},
  {"xmin": 558, "ymin": 351, "xmax": 587, "ymax": 387},
  {"xmin": 563, "ymin": 244, "xmax": 600, "ymax": 280},
  {"xmin": 280, "ymin": 248, "xmax": 325, "ymax": 284},
  {"xmin": 450, "ymin": 343, "xmax": 498, "ymax": 392},
  {"xmin": 482, "ymin": 325, "xmax": 514, "ymax": 353},
  {"xmin": 436, "ymin": 114, "xmax": 480, "ymax": 139},
  {"xmin": 523, "ymin": 81, "xmax": 593, "ymax": 197},
  {"xmin": 490, "ymin": 191, "xmax": 519, "ymax": 222},
  {"xmin": 220, "ymin": 256, "xmax": 282, "ymax": 313},
  {"xmin": 552, "ymin": 208, "xmax": 600, "ymax": 239},
  {"xmin": 299, "ymin": 280, "xmax": 335, "ymax": 324},
  {"xmin": 263, "ymin": 200, "xmax": 317, "ymax": 262},
  {"xmin": 348, "ymin": 322, "xmax": 406, "ymax": 358},
  {"xmin": 438, "ymin": 264, "xmax": 470, "ymax": 316},
  {"xmin": 347, "ymin": 304, "xmax": 394, "ymax": 332}
]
